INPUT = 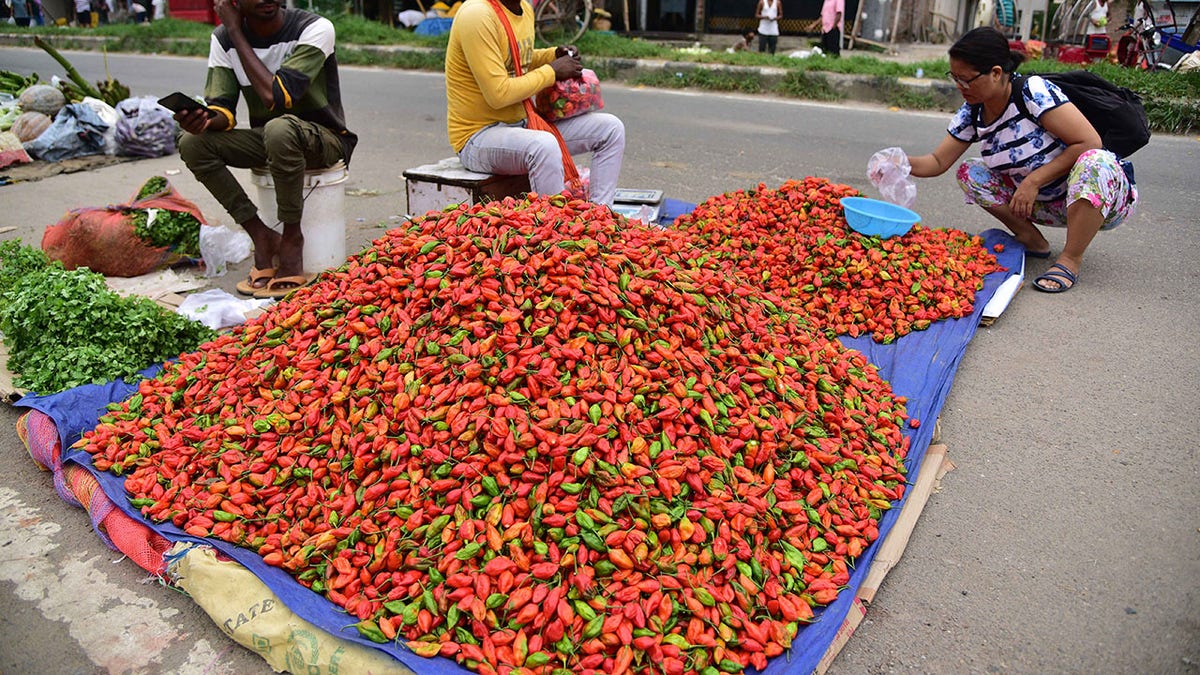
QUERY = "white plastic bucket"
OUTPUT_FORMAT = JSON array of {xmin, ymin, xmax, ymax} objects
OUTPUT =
[{"xmin": 251, "ymin": 161, "xmax": 348, "ymax": 275}]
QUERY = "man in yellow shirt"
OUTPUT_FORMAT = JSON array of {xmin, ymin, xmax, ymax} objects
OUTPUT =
[{"xmin": 445, "ymin": 0, "xmax": 625, "ymax": 206}]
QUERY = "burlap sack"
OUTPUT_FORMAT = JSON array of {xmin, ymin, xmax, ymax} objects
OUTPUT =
[{"xmin": 168, "ymin": 543, "xmax": 414, "ymax": 675}]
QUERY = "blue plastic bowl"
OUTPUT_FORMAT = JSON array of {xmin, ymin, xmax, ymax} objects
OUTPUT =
[{"xmin": 840, "ymin": 196, "xmax": 921, "ymax": 238}]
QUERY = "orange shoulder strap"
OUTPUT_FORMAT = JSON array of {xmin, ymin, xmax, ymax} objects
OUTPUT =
[{"xmin": 484, "ymin": 0, "xmax": 581, "ymax": 186}]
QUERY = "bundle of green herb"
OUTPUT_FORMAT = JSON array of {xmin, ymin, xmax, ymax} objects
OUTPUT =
[
  {"xmin": 129, "ymin": 176, "xmax": 203, "ymax": 257},
  {"xmin": 0, "ymin": 240, "xmax": 215, "ymax": 394},
  {"xmin": 128, "ymin": 174, "xmax": 202, "ymax": 255}
]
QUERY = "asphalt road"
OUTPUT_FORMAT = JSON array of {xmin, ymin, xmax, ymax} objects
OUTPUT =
[{"xmin": 0, "ymin": 47, "xmax": 1198, "ymax": 675}]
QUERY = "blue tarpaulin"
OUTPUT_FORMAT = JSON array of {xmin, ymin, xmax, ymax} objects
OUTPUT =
[
  {"xmin": 16, "ymin": 223, "xmax": 1022, "ymax": 675},
  {"xmin": 414, "ymin": 17, "xmax": 454, "ymax": 36}
]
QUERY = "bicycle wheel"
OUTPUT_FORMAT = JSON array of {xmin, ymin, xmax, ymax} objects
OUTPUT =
[{"xmin": 535, "ymin": 0, "xmax": 592, "ymax": 46}]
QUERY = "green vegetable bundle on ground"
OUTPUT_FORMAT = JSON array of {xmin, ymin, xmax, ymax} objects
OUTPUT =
[
  {"xmin": 41, "ymin": 176, "xmax": 207, "ymax": 276},
  {"xmin": 129, "ymin": 176, "xmax": 204, "ymax": 256},
  {"xmin": 0, "ymin": 241, "xmax": 215, "ymax": 394}
]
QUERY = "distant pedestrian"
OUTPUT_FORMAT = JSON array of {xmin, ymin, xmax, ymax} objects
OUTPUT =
[
  {"xmin": 755, "ymin": 0, "xmax": 780, "ymax": 54},
  {"xmin": 820, "ymin": 0, "xmax": 843, "ymax": 57},
  {"xmin": 10, "ymin": 0, "xmax": 32, "ymax": 26},
  {"xmin": 1087, "ymin": 0, "xmax": 1109, "ymax": 30},
  {"xmin": 74, "ymin": 0, "xmax": 92, "ymax": 25},
  {"xmin": 29, "ymin": 0, "xmax": 43, "ymax": 24},
  {"xmin": 93, "ymin": 0, "xmax": 110, "ymax": 24},
  {"xmin": 993, "ymin": 0, "xmax": 1016, "ymax": 36}
]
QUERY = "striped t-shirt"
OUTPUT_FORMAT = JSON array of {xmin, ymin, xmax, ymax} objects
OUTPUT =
[
  {"xmin": 948, "ymin": 75, "xmax": 1071, "ymax": 200},
  {"xmin": 204, "ymin": 9, "xmax": 357, "ymax": 162}
]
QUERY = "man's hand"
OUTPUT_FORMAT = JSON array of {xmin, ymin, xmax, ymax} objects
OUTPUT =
[
  {"xmin": 555, "ymin": 45, "xmax": 580, "ymax": 60},
  {"xmin": 175, "ymin": 108, "xmax": 213, "ymax": 135},
  {"xmin": 550, "ymin": 53, "xmax": 583, "ymax": 81},
  {"xmin": 213, "ymin": 0, "xmax": 241, "ymax": 31}
]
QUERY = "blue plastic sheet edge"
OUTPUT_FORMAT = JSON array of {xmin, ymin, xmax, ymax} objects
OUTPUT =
[
  {"xmin": 413, "ymin": 16, "xmax": 454, "ymax": 36},
  {"xmin": 15, "ymin": 227, "xmax": 1022, "ymax": 675}
]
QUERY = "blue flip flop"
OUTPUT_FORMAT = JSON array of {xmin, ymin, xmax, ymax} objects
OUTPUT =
[
  {"xmin": 1025, "ymin": 248, "xmax": 1052, "ymax": 259},
  {"xmin": 1033, "ymin": 263, "xmax": 1077, "ymax": 293}
]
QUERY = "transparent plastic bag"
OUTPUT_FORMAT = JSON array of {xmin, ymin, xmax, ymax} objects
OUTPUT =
[
  {"xmin": 198, "ymin": 224, "xmax": 252, "ymax": 278},
  {"xmin": 867, "ymin": 147, "xmax": 918, "ymax": 209},
  {"xmin": 115, "ymin": 96, "xmax": 178, "ymax": 158},
  {"xmin": 22, "ymin": 102, "xmax": 108, "ymax": 162},
  {"xmin": 79, "ymin": 96, "xmax": 119, "ymax": 155},
  {"xmin": 535, "ymin": 69, "xmax": 603, "ymax": 121},
  {"xmin": 175, "ymin": 288, "xmax": 272, "ymax": 330}
]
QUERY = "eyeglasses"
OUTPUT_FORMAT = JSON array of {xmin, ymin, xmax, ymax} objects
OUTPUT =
[{"xmin": 946, "ymin": 70, "xmax": 986, "ymax": 88}]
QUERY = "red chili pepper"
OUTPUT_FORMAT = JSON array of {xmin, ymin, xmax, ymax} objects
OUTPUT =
[{"xmin": 79, "ymin": 190, "xmax": 931, "ymax": 675}]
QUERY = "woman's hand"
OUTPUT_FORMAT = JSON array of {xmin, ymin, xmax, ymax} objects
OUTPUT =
[
  {"xmin": 1009, "ymin": 179, "xmax": 1040, "ymax": 219},
  {"xmin": 868, "ymin": 147, "xmax": 909, "ymax": 184},
  {"xmin": 907, "ymin": 134, "xmax": 970, "ymax": 178}
]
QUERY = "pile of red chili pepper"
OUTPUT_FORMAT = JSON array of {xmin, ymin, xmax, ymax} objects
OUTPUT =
[
  {"xmin": 673, "ymin": 177, "xmax": 1004, "ymax": 343},
  {"xmin": 80, "ymin": 193, "xmax": 916, "ymax": 675}
]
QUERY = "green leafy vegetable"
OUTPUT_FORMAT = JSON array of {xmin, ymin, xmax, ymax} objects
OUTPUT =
[
  {"xmin": 0, "ymin": 240, "xmax": 215, "ymax": 394},
  {"xmin": 128, "ymin": 176, "xmax": 202, "ymax": 257}
]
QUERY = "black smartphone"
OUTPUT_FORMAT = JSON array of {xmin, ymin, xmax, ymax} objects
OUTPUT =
[{"xmin": 157, "ymin": 92, "xmax": 214, "ymax": 116}]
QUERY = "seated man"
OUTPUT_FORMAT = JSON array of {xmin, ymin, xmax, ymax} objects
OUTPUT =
[
  {"xmin": 175, "ymin": 0, "xmax": 356, "ymax": 297},
  {"xmin": 444, "ymin": 0, "xmax": 625, "ymax": 207}
]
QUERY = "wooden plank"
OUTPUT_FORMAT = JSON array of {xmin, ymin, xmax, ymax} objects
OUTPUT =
[
  {"xmin": 0, "ymin": 341, "xmax": 24, "ymax": 403},
  {"xmin": 402, "ymin": 158, "xmax": 497, "ymax": 188},
  {"xmin": 857, "ymin": 443, "xmax": 950, "ymax": 603},
  {"xmin": 849, "ymin": 35, "xmax": 899, "ymax": 53},
  {"xmin": 814, "ymin": 597, "xmax": 867, "ymax": 675},
  {"xmin": 813, "ymin": 444, "xmax": 953, "ymax": 672}
]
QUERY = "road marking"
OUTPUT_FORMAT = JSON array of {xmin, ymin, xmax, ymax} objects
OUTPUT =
[{"xmin": 0, "ymin": 487, "xmax": 232, "ymax": 674}]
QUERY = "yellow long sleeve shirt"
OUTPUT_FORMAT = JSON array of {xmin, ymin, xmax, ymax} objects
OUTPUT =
[{"xmin": 445, "ymin": 0, "xmax": 557, "ymax": 152}]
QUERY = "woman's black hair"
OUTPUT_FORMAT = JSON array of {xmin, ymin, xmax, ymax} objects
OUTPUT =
[{"xmin": 949, "ymin": 26, "xmax": 1026, "ymax": 74}]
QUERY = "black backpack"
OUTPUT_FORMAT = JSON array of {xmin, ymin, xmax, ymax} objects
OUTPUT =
[{"xmin": 1012, "ymin": 71, "xmax": 1151, "ymax": 158}]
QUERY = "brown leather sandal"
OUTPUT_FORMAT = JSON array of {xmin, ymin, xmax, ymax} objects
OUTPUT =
[
  {"xmin": 253, "ymin": 274, "xmax": 315, "ymax": 299},
  {"xmin": 235, "ymin": 267, "xmax": 276, "ymax": 296}
]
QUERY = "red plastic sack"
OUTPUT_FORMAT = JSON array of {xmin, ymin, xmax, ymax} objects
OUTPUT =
[
  {"xmin": 41, "ymin": 181, "xmax": 207, "ymax": 277},
  {"xmin": 17, "ymin": 410, "xmax": 170, "ymax": 575},
  {"xmin": 535, "ymin": 69, "xmax": 604, "ymax": 121}
]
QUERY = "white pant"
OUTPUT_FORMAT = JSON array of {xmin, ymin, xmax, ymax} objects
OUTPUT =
[{"xmin": 458, "ymin": 112, "xmax": 625, "ymax": 207}]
